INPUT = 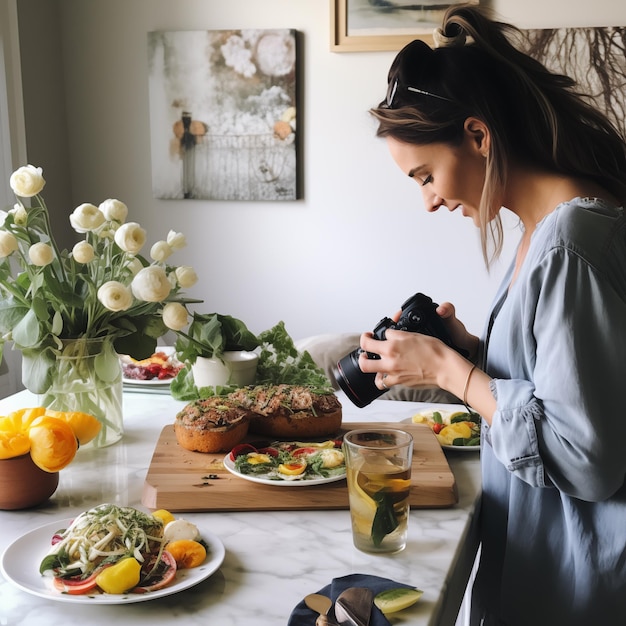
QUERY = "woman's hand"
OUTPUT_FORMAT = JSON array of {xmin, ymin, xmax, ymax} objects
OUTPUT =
[
  {"xmin": 358, "ymin": 328, "xmax": 452, "ymax": 390},
  {"xmin": 435, "ymin": 301, "xmax": 479, "ymax": 361},
  {"xmin": 357, "ymin": 303, "xmax": 495, "ymax": 422}
]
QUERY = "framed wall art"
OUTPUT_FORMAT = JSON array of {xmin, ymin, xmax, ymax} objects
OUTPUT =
[
  {"xmin": 521, "ymin": 26, "xmax": 626, "ymax": 138},
  {"xmin": 331, "ymin": 0, "xmax": 478, "ymax": 52},
  {"xmin": 148, "ymin": 29, "xmax": 298, "ymax": 201}
]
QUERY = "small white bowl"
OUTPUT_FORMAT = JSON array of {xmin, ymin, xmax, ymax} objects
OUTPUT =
[{"xmin": 191, "ymin": 351, "xmax": 258, "ymax": 388}]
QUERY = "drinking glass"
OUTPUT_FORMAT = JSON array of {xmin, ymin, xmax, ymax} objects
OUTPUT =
[{"xmin": 343, "ymin": 428, "xmax": 413, "ymax": 554}]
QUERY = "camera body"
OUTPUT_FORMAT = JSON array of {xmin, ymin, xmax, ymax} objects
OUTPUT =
[{"xmin": 333, "ymin": 292, "xmax": 468, "ymax": 408}]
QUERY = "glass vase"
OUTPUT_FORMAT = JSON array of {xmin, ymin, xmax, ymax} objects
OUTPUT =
[{"xmin": 39, "ymin": 337, "xmax": 123, "ymax": 448}]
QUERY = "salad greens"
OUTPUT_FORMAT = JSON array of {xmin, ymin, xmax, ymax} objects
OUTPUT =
[
  {"xmin": 39, "ymin": 504, "xmax": 165, "ymax": 578},
  {"xmin": 171, "ymin": 321, "xmax": 333, "ymax": 401}
]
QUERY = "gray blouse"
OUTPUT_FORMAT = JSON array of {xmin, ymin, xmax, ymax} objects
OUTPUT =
[{"xmin": 472, "ymin": 198, "xmax": 626, "ymax": 626}]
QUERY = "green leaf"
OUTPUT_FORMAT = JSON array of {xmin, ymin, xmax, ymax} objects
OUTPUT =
[
  {"xmin": 95, "ymin": 341, "xmax": 122, "ymax": 383},
  {"xmin": 21, "ymin": 346, "xmax": 55, "ymax": 394},
  {"xmin": 256, "ymin": 321, "xmax": 331, "ymax": 389},
  {"xmin": 0, "ymin": 297, "xmax": 30, "ymax": 334},
  {"xmin": 371, "ymin": 491, "xmax": 399, "ymax": 547},
  {"xmin": 12, "ymin": 308, "xmax": 42, "ymax": 348},
  {"xmin": 175, "ymin": 313, "xmax": 259, "ymax": 362}
]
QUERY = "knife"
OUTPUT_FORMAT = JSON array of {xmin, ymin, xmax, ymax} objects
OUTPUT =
[{"xmin": 334, "ymin": 587, "xmax": 374, "ymax": 626}]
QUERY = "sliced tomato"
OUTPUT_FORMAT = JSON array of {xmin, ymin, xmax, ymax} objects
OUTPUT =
[
  {"xmin": 292, "ymin": 447, "xmax": 318, "ymax": 457},
  {"xmin": 133, "ymin": 551, "xmax": 177, "ymax": 593},
  {"xmin": 53, "ymin": 565, "xmax": 110, "ymax": 595},
  {"xmin": 229, "ymin": 443, "xmax": 257, "ymax": 461},
  {"xmin": 256, "ymin": 446, "xmax": 279, "ymax": 457}
]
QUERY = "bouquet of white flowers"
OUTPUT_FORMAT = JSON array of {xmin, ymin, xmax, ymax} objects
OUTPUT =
[{"xmin": 0, "ymin": 164, "xmax": 200, "ymax": 395}]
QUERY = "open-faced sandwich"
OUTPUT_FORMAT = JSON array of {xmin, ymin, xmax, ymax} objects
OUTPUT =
[
  {"xmin": 173, "ymin": 384, "xmax": 342, "ymax": 453},
  {"xmin": 229, "ymin": 384, "xmax": 342, "ymax": 439}
]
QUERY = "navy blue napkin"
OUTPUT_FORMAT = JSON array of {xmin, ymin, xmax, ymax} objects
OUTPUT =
[{"xmin": 287, "ymin": 573, "xmax": 417, "ymax": 626}]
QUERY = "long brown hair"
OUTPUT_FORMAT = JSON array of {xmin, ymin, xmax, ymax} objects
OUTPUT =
[{"xmin": 371, "ymin": 4, "xmax": 626, "ymax": 266}]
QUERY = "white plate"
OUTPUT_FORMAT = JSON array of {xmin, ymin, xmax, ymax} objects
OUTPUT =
[
  {"xmin": 122, "ymin": 377, "xmax": 173, "ymax": 387},
  {"xmin": 441, "ymin": 443, "xmax": 480, "ymax": 452},
  {"xmin": 121, "ymin": 346, "xmax": 180, "ymax": 386},
  {"xmin": 402, "ymin": 407, "xmax": 480, "ymax": 452},
  {"xmin": 223, "ymin": 454, "xmax": 346, "ymax": 487},
  {"xmin": 0, "ymin": 518, "xmax": 225, "ymax": 604}
]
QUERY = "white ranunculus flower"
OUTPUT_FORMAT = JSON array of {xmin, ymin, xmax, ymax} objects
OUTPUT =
[
  {"xmin": 175, "ymin": 265, "xmax": 198, "ymax": 288},
  {"xmin": 162, "ymin": 302, "xmax": 188, "ymax": 331},
  {"xmin": 0, "ymin": 231, "xmax": 19, "ymax": 258},
  {"xmin": 72, "ymin": 240, "xmax": 95, "ymax": 264},
  {"xmin": 150, "ymin": 240, "xmax": 172, "ymax": 262},
  {"xmin": 126, "ymin": 257, "xmax": 143, "ymax": 275},
  {"xmin": 131, "ymin": 265, "xmax": 171, "ymax": 302},
  {"xmin": 28, "ymin": 242, "xmax": 54, "ymax": 267},
  {"xmin": 97, "ymin": 281, "xmax": 133, "ymax": 312},
  {"xmin": 99, "ymin": 198, "xmax": 128, "ymax": 223},
  {"xmin": 10, "ymin": 203, "xmax": 28, "ymax": 225},
  {"xmin": 9, "ymin": 165, "xmax": 45, "ymax": 197},
  {"xmin": 166, "ymin": 230, "xmax": 186, "ymax": 251},
  {"xmin": 114, "ymin": 222, "xmax": 146, "ymax": 254},
  {"xmin": 70, "ymin": 203, "xmax": 106, "ymax": 233}
]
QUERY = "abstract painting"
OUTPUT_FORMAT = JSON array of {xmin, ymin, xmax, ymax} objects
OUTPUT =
[
  {"xmin": 521, "ymin": 26, "xmax": 626, "ymax": 137},
  {"xmin": 148, "ymin": 29, "xmax": 298, "ymax": 200}
]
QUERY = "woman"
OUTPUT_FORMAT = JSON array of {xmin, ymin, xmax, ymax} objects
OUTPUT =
[{"xmin": 359, "ymin": 5, "xmax": 626, "ymax": 625}]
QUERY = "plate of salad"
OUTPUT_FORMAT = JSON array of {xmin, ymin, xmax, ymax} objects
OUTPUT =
[
  {"xmin": 0, "ymin": 504, "xmax": 225, "ymax": 604},
  {"xmin": 223, "ymin": 439, "xmax": 347, "ymax": 486},
  {"xmin": 408, "ymin": 405, "xmax": 481, "ymax": 451}
]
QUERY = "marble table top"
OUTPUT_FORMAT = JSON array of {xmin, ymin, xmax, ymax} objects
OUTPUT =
[{"xmin": 0, "ymin": 388, "xmax": 481, "ymax": 626}]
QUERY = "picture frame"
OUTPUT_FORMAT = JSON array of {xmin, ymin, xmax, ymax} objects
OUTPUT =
[{"xmin": 330, "ymin": 0, "xmax": 478, "ymax": 52}]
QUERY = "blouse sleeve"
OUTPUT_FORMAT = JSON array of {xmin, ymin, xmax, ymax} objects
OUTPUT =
[{"xmin": 488, "ymin": 245, "xmax": 626, "ymax": 502}]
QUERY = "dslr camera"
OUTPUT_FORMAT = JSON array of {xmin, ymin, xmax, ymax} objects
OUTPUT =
[{"xmin": 333, "ymin": 292, "xmax": 469, "ymax": 408}]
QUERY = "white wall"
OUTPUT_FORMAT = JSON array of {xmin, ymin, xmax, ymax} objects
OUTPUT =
[{"xmin": 10, "ymin": 0, "xmax": 626, "ymax": 344}]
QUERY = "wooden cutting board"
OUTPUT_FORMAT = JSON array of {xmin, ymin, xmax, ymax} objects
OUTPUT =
[{"xmin": 142, "ymin": 422, "xmax": 458, "ymax": 512}]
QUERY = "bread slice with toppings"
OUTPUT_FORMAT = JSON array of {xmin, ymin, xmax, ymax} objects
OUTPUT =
[
  {"xmin": 228, "ymin": 384, "xmax": 342, "ymax": 439},
  {"xmin": 174, "ymin": 397, "xmax": 250, "ymax": 453}
]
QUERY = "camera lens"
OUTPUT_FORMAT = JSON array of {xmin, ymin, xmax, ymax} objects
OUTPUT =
[{"xmin": 333, "ymin": 348, "xmax": 387, "ymax": 408}]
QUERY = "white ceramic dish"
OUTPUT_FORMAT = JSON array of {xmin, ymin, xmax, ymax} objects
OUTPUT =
[
  {"xmin": 223, "ymin": 454, "xmax": 346, "ymax": 487},
  {"xmin": 402, "ymin": 407, "xmax": 480, "ymax": 452},
  {"xmin": 121, "ymin": 346, "xmax": 180, "ymax": 387},
  {"xmin": 441, "ymin": 442, "xmax": 480, "ymax": 452},
  {"xmin": 0, "ymin": 519, "xmax": 225, "ymax": 604},
  {"xmin": 122, "ymin": 377, "xmax": 172, "ymax": 387}
]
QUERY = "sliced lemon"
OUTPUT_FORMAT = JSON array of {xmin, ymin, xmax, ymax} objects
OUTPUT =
[{"xmin": 374, "ymin": 587, "xmax": 424, "ymax": 614}]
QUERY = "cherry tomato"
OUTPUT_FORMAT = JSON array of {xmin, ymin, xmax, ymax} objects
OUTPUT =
[{"xmin": 432, "ymin": 423, "xmax": 445, "ymax": 434}]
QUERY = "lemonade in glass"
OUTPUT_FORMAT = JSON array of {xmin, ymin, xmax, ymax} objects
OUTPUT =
[{"xmin": 343, "ymin": 429, "xmax": 413, "ymax": 553}]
